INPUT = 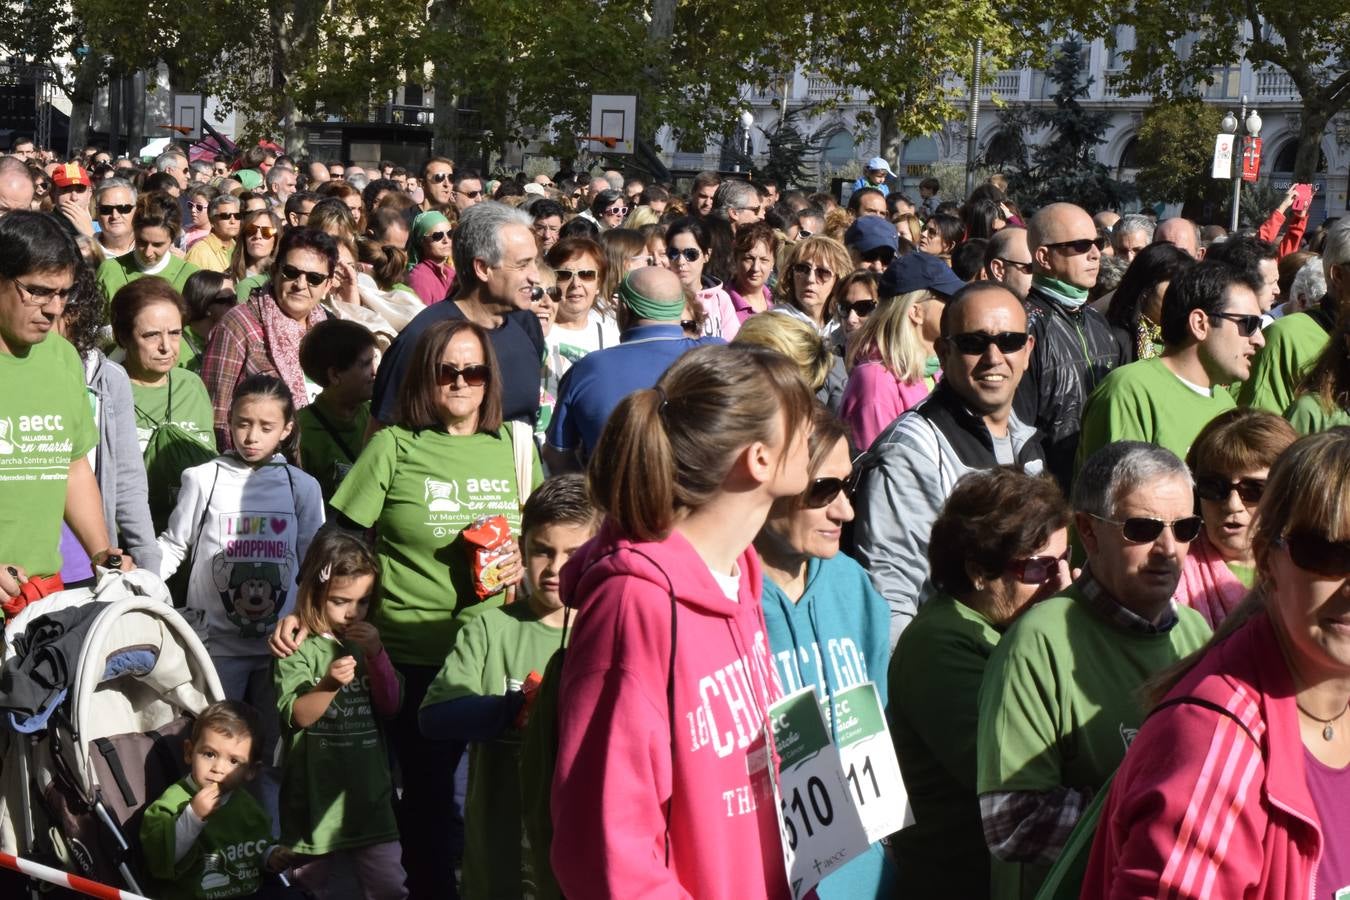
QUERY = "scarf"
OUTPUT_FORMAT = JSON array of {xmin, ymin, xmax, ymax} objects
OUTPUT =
[
  {"xmin": 255, "ymin": 287, "xmax": 325, "ymax": 407},
  {"xmin": 619, "ymin": 274, "xmax": 685, "ymax": 320},
  {"xmin": 1032, "ymin": 274, "xmax": 1090, "ymax": 309},
  {"xmin": 1135, "ymin": 315, "xmax": 1163, "ymax": 361},
  {"xmin": 408, "ymin": 210, "xmax": 451, "ymax": 267},
  {"xmin": 1173, "ymin": 531, "xmax": 1249, "ymax": 630}
]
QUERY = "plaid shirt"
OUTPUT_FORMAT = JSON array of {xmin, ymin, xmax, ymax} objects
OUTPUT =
[
  {"xmin": 979, "ymin": 569, "xmax": 1180, "ymax": 864},
  {"xmin": 199, "ymin": 295, "xmax": 273, "ymax": 447}
]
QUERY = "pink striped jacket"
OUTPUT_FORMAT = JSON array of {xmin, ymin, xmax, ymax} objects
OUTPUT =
[{"xmin": 1080, "ymin": 612, "xmax": 1323, "ymax": 899}]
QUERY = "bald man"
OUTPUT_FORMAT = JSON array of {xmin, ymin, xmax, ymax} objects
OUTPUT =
[
  {"xmin": 545, "ymin": 267, "xmax": 723, "ymax": 471},
  {"xmin": 1015, "ymin": 202, "xmax": 1126, "ymax": 487},
  {"xmin": 1154, "ymin": 217, "xmax": 1203, "ymax": 259},
  {"xmin": 0, "ymin": 157, "xmax": 35, "ymax": 217}
]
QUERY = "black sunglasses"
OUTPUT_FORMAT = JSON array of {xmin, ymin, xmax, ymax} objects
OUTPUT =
[
  {"xmin": 98, "ymin": 203, "xmax": 134, "ymax": 216},
  {"xmin": 1195, "ymin": 475, "xmax": 1265, "ymax": 505},
  {"xmin": 666, "ymin": 247, "xmax": 701, "ymax": 263},
  {"xmin": 680, "ymin": 319, "xmax": 700, "ymax": 334},
  {"xmin": 1046, "ymin": 237, "xmax": 1106, "ymax": 255},
  {"xmin": 530, "ymin": 285, "xmax": 562, "ymax": 303},
  {"xmin": 1089, "ymin": 513, "xmax": 1203, "ymax": 544},
  {"xmin": 279, "ymin": 263, "xmax": 328, "ymax": 287},
  {"xmin": 427, "ymin": 172, "xmax": 453, "ymax": 183},
  {"xmin": 214, "ymin": 211, "xmax": 241, "ymax": 221},
  {"xmin": 996, "ymin": 257, "xmax": 1034, "ymax": 274},
  {"xmin": 803, "ymin": 476, "xmax": 853, "ymax": 509},
  {"xmin": 1279, "ymin": 530, "xmax": 1350, "ymax": 578},
  {"xmin": 435, "ymin": 363, "xmax": 491, "ymax": 387},
  {"xmin": 838, "ymin": 299, "xmax": 878, "ymax": 319},
  {"xmin": 948, "ymin": 331, "xmax": 1030, "ymax": 356},
  {"xmin": 426, "ymin": 230, "xmax": 452, "ymax": 243},
  {"xmin": 1006, "ymin": 548, "xmax": 1070, "ymax": 585},
  {"xmin": 861, "ymin": 247, "xmax": 896, "ymax": 265},
  {"xmin": 1208, "ymin": 311, "xmax": 1263, "ymax": 337}
]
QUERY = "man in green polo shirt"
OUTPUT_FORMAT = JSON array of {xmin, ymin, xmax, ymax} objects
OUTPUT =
[
  {"xmin": 0, "ymin": 212, "xmax": 133, "ymax": 611},
  {"xmin": 976, "ymin": 442, "xmax": 1212, "ymax": 899},
  {"xmin": 1076, "ymin": 260, "xmax": 1265, "ymax": 474}
]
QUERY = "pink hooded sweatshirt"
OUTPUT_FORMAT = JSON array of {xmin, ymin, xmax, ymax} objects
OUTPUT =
[{"xmin": 551, "ymin": 519, "xmax": 788, "ymax": 900}]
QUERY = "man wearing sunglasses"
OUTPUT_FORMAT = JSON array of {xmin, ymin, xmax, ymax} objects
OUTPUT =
[
  {"xmin": 1076, "ymin": 261, "xmax": 1265, "ymax": 475},
  {"xmin": 844, "ymin": 215, "xmax": 899, "ymax": 274},
  {"xmin": 452, "ymin": 171, "xmax": 484, "ymax": 212},
  {"xmin": 853, "ymin": 282, "xmax": 1043, "ymax": 647},
  {"xmin": 981, "ymin": 226, "xmax": 1034, "ymax": 300},
  {"xmin": 711, "ymin": 180, "xmax": 764, "ymax": 234},
  {"xmin": 185, "ymin": 195, "xmax": 242, "ymax": 273},
  {"xmin": 93, "ymin": 178, "xmax": 136, "ymax": 258},
  {"xmin": 420, "ymin": 157, "xmax": 454, "ymax": 210},
  {"xmin": 976, "ymin": 442, "xmax": 1211, "ymax": 898},
  {"xmin": 1016, "ymin": 202, "xmax": 1126, "ymax": 488}
]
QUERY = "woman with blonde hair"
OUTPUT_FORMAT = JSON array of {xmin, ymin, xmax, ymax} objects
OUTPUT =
[
  {"xmin": 733, "ymin": 310, "xmax": 848, "ymax": 410},
  {"xmin": 774, "ymin": 235, "xmax": 853, "ymax": 339},
  {"xmin": 839, "ymin": 287, "xmax": 942, "ymax": 449}
]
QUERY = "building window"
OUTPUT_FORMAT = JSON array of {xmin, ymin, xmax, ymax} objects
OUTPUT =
[{"xmin": 820, "ymin": 129, "xmax": 856, "ymax": 170}]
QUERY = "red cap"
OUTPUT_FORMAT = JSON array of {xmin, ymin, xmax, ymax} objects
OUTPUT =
[{"xmin": 51, "ymin": 163, "xmax": 92, "ymax": 189}]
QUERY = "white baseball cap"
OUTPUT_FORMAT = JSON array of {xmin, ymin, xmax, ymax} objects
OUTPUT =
[{"xmin": 865, "ymin": 157, "xmax": 896, "ymax": 176}]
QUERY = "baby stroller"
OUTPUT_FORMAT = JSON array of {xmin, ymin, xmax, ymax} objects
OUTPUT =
[{"xmin": 0, "ymin": 569, "xmax": 224, "ymax": 896}]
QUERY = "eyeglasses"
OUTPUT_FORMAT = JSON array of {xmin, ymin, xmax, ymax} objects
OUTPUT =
[
  {"xmin": 1195, "ymin": 475, "xmax": 1265, "ymax": 504},
  {"xmin": 1046, "ymin": 237, "xmax": 1106, "ymax": 255},
  {"xmin": 213, "ymin": 211, "xmax": 241, "ymax": 221},
  {"xmin": 209, "ymin": 290, "xmax": 236, "ymax": 306},
  {"xmin": 455, "ymin": 189, "xmax": 482, "ymax": 200},
  {"xmin": 1278, "ymin": 531, "xmax": 1350, "ymax": 578},
  {"xmin": 666, "ymin": 247, "xmax": 701, "ymax": 263},
  {"xmin": 1088, "ymin": 513, "xmax": 1203, "ymax": 544},
  {"xmin": 8, "ymin": 277, "xmax": 72, "ymax": 307},
  {"xmin": 838, "ymin": 299, "xmax": 878, "ymax": 319},
  {"xmin": 996, "ymin": 257, "xmax": 1034, "ymax": 274},
  {"xmin": 791, "ymin": 262, "xmax": 834, "ymax": 282},
  {"xmin": 427, "ymin": 172, "xmax": 453, "ymax": 184},
  {"xmin": 948, "ymin": 331, "xmax": 1029, "ymax": 355},
  {"xmin": 279, "ymin": 263, "xmax": 328, "ymax": 287},
  {"xmin": 556, "ymin": 268, "xmax": 598, "ymax": 284},
  {"xmin": 245, "ymin": 225, "xmax": 277, "ymax": 239},
  {"xmin": 426, "ymin": 230, "xmax": 452, "ymax": 243},
  {"xmin": 435, "ymin": 363, "xmax": 491, "ymax": 387},
  {"xmin": 860, "ymin": 247, "xmax": 896, "ymax": 266},
  {"xmin": 190, "ymin": 202, "xmax": 209, "ymax": 212},
  {"xmin": 603, "ymin": 206, "xmax": 629, "ymax": 218},
  {"xmin": 98, "ymin": 203, "xmax": 134, "ymax": 216},
  {"xmin": 802, "ymin": 476, "xmax": 854, "ymax": 509},
  {"xmin": 1208, "ymin": 311, "xmax": 1263, "ymax": 337},
  {"xmin": 1006, "ymin": 548, "xmax": 1070, "ymax": 585}
]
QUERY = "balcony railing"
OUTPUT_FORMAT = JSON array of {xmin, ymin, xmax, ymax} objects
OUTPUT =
[
  {"xmin": 1255, "ymin": 68, "xmax": 1298, "ymax": 100},
  {"xmin": 979, "ymin": 71, "xmax": 1025, "ymax": 100},
  {"xmin": 805, "ymin": 73, "xmax": 863, "ymax": 103}
]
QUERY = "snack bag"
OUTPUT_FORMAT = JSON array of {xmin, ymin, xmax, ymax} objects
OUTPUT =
[{"xmin": 464, "ymin": 514, "xmax": 512, "ymax": 600}]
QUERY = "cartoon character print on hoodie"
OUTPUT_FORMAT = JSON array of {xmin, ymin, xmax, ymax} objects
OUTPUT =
[{"xmin": 550, "ymin": 520, "xmax": 788, "ymax": 900}]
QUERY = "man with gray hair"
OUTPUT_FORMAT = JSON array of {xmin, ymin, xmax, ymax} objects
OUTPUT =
[
  {"xmin": 369, "ymin": 201, "xmax": 544, "ymax": 429},
  {"xmin": 711, "ymin": 180, "xmax": 763, "ymax": 233},
  {"xmin": 185, "ymin": 194, "xmax": 241, "ymax": 272},
  {"xmin": 1285, "ymin": 256, "xmax": 1327, "ymax": 315},
  {"xmin": 188, "ymin": 160, "xmax": 213, "ymax": 184},
  {"xmin": 266, "ymin": 164, "xmax": 297, "ymax": 205},
  {"xmin": 1112, "ymin": 213, "xmax": 1154, "ymax": 264},
  {"xmin": 154, "ymin": 151, "xmax": 189, "ymax": 190},
  {"xmin": 976, "ymin": 441, "xmax": 1212, "ymax": 899},
  {"xmin": 0, "ymin": 156, "xmax": 35, "ymax": 217},
  {"xmin": 1237, "ymin": 219, "xmax": 1350, "ymax": 412},
  {"xmin": 93, "ymin": 177, "xmax": 136, "ymax": 256},
  {"xmin": 1154, "ymin": 217, "xmax": 1203, "ymax": 259}
]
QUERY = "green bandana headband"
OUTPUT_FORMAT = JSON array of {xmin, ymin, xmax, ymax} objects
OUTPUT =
[
  {"xmin": 408, "ymin": 210, "xmax": 451, "ymax": 268},
  {"xmin": 619, "ymin": 275, "xmax": 686, "ymax": 321}
]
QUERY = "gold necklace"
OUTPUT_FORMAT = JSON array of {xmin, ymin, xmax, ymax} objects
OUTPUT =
[{"xmin": 1295, "ymin": 700, "xmax": 1349, "ymax": 742}]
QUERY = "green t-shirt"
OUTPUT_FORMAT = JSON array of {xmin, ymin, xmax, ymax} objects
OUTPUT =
[
  {"xmin": 273, "ymin": 634, "xmax": 401, "ymax": 854},
  {"xmin": 975, "ymin": 585, "xmax": 1211, "ymax": 900},
  {"xmin": 330, "ymin": 424, "xmax": 543, "ymax": 665},
  {"xmin": 1076, "ymin": 357, "xmax": 1235, "ymax": 473},
  {"xmin": 890, "ymin": 595, "xmax": 1000, "ymax": 899},
  {"xmin": 1235, "ymin": 310, "xmax": 1330, "ymax": 413},
  {"xmin": 423, "ymin": 603, "xmax": 565, "ymax": 900},
  {"xmin": 1226, "ymin": 560, "xmax": 1256, "ymax": 588},
  {"xmin": 1285, "ymin": 391, "xmax": 1350, "ymax": 435},
  {"xmin": 235, "ymin": 273, "xmax": 269, "ymax": 303},
  {"xmin": 97, "ymin": 254, "xmax": 201, "ymax": 305},
  {"xmin": 131, "ymin": 368, "xmax": 216, "ymax": 453},
  {"xmin": 0, "ymin": 334, "xmax": 99, "ymax": 577},
  {"xmin": 139, "ymin": 776, "xmax": 273, "ymax": 900},
  {"xmin": 296, "ymin": 397, "xmax": 370, "ymax": 504},
  {"xmin": 178, "ymin": 325, "xmax": 208, "ymax": 373}
]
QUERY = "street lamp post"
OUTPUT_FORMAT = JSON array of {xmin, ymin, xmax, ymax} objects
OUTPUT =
[
  {"xmin": 739, "ymin": 109, "xmax": 755, "ymax": 174},
  {"xmin": 1221, "ymin": 96, "xmax": 1263, "ymax": 232}
]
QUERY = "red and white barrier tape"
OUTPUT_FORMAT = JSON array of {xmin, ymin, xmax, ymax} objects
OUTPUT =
[{"xmin": 0, "ymin": 851, "xmax": 151, "ymax": 900}]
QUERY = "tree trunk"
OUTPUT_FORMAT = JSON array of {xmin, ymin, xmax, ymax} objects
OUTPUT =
[
  {"xmin": 637, "ymin": 0, "xmax": 675, "ymax": 151},
  {"xmin": 127, "ymin": 73, "xmax": 145, "ymax": 157},
  {"xmin": 428, "ymin": 0, "xmax": 459, "ymax": 157},
  {"xmin": 1292, "ymin": 103, "xmax": 1329, "ymax": 182},
  {"xmin": 67, "ymin": 54, "xmax": 104, "ymax": 155},
  {"xmin": 877, "ymin": 105, "xmax": 903, "ymax": 172}
]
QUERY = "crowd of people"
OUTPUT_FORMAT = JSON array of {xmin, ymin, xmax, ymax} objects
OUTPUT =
[{"xmin": 1, "ymin": 134, "xmax": 1350, "ymax": 900}]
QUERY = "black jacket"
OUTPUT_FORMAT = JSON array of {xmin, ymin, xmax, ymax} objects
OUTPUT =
[{"xmin": 1013, "ymin": 285, "xmax": 1125, "ymax": 488}]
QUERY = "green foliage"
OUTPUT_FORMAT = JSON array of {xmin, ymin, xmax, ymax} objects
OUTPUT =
[
  {"xmin": 1134, "ymin": 97, "xmax": 1228, "ymax": 212},
  {"xmin": 1000, "ymin": 38, "xmax": 1134, "ymax": 212}
]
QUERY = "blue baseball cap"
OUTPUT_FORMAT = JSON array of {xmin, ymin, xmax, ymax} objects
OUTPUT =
[
  {"xmin": 878, "ymin": 251, "xmax": 966, "ymax": 299},
  {"xmin": 844, "ymin": 215, "xmax": 899, "ymax": 254}
]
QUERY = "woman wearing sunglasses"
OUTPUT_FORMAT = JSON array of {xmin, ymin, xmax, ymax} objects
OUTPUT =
[
  {"xmin": 201, "ymin": 229, "xmax": 339, "ymax": 445},
  {"xmin": 320, "ymin": 317, "xmax": 539, "ymax": 898},
  {"xmin": 589, "ymin": 188, "xmax": 629, "ymax": 231},
  {"xmin": 543, "ymin": 236, "xmax": 620, "ymax": 379},
  {"xmin": 665, "ymin": 217, "xmax": 741, "ymax": 340},
  {"xmin": 1083, "ymin": 429, "xmax": 1350, "ymax": 900},
  {"xmin": 407, "ymin": 209, "xmax": 457, "ymax": 305},
  {"xmin": 96, "ymin": 191, "xmax": 202, "ymax": 305},
  {"xmin": 1174, "ymin": 409, "xmax": 1296, "ymax": 628},
  {"xmin": 892, "ymin": 467, "xmax": 1071, "ymax": 900},
  {"xmin": 916, "ymin": 213, "xmax": 963, "ymax": 263},
  {"xmin": 756, "ymin": 406, "xmax": 896, "ymax": 899},
  {"xmin": 229, "ymin": 208, "xmax": 282, "ymax": 296},
  {"xmin": 775, "ymin": 234, "xmax": 853, "ymax": 340}
]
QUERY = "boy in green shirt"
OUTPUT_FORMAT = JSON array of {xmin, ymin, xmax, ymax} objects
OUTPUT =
[
  {"xmin": 296, "ymin": 320, "xmax": 377, "ymax": 505},
  {"xmin": 141, "ymin": 701, "xmax": 293, "ymax": 900},
  {"xmin": 419, "ymin": 475, "xmax": 597, "ymax": 900}
]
